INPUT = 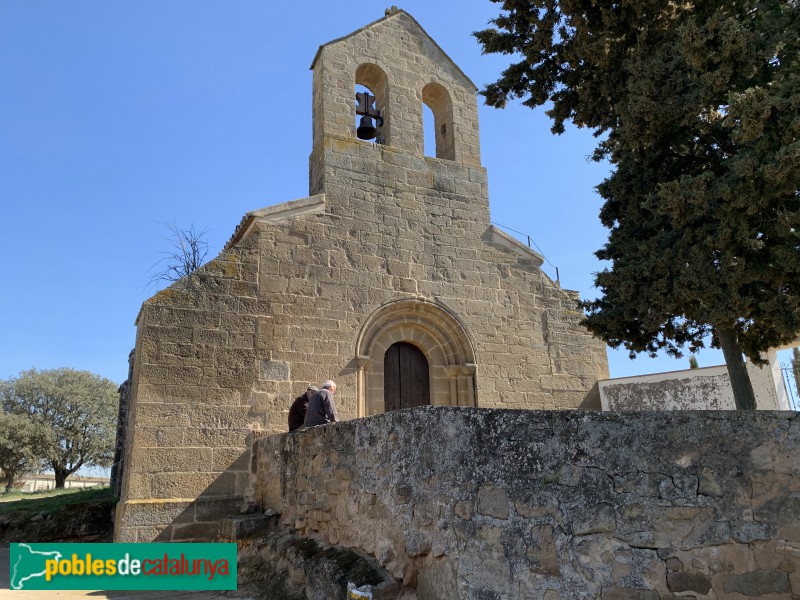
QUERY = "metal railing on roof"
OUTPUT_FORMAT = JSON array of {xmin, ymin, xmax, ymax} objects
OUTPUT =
[
  {"xmin": 491, "ymin": 221, "xmax": 560, "ymax": 283},
  {"xmin": 781, "ymin": 361, "xmax": 800, "ymax": 411}
]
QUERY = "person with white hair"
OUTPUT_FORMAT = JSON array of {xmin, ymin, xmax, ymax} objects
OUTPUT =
[{"xmin": 303, "ymin": 380, "xmax": 338, "ymax": 427}]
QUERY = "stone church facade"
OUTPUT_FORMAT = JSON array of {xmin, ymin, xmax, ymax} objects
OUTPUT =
[{"xmin": 115, "ymin": 9, "xmax": 608, "ymax": 542}]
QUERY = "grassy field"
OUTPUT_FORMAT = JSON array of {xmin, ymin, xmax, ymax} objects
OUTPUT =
[{"xmin": 0, "ymin": 487, "xmax": 114, "ymax": 519}]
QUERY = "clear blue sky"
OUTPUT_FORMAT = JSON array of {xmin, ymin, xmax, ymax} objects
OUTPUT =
[{"xmin": 1, "ymin": 0, "xmax": 743, "ymax": 387}]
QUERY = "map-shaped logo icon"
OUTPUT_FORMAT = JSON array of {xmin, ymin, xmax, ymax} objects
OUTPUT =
[{"xmin": 10, "ymin": 543, "xmax": 63, "ymax": 590}]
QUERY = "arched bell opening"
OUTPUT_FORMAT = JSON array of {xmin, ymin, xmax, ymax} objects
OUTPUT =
[
  {"xmin": 422, "ymin": 103, "xmax": 436, "ymax": 158},
  {"xmin": 354, "ymin": 299, "xmax": 477, "ymax": 416},
  {"xmin": 355, "ymin": 63, "xmax": 389, "ymax": 144},
  {"xmin": 384, "ymin": 341, "xmax": 431, "ymax": 411},
  {"xmin": 421, "ymin": 82, "xmax": 455, "ymax": 160}
]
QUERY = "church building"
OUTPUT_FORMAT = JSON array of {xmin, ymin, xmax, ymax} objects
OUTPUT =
[{"xmin": 115, "ymin": 8, "xmax": 609, "ymax": 542}]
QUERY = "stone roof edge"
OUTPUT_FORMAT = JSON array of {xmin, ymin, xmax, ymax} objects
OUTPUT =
[
  {"xmin": 485, "ymin": 224, "xmax": 545, "ymax": 267},
  {"xmin": 599, "ymin": 364, "xmax": 728, "ymax": 385},
  {"xmin": 309, "ymin": 9, "xmax": 478, "ymax": 93},
  {"xmin": 224, "ymin": 194, "xmax": 326, "ymax": 251}
]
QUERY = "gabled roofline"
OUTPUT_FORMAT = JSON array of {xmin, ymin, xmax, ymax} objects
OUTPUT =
[
  {"xmin": 224, "ymin": 194, "xmax": 326, "ymax": 251},
  {"xmin": 309, "ymin": 9, "xmax": 478, "ymax": 93}
]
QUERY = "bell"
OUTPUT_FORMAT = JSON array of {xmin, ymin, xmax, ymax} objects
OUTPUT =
[{"xmin": 357, "ymin": 115, "xmax": 377, "ymax": 140}]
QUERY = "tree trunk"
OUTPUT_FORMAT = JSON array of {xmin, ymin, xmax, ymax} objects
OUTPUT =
[
  {"xmin": 54, "ymin": 469, "xmax": 68, "ymax": 489},
  {"xmin": 3, "ymin": 472, "xmax": 14, "ymax": 493},
  {"xmin": 717, "ymin": 327, "xmax": 758, "ymax": 410}
]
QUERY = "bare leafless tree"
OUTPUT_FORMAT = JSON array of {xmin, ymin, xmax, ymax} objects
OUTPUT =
[{"xmin": 147, "ymin": 222, "xmax": 209, "ymax": 289}]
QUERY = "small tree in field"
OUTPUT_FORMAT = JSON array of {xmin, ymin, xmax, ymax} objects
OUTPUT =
[
  {"xmin": 148, "ymin": 222, "xmax": 209, "ymax": 289},
  {"xmin": 0, "ymin": 413, "xmax": 47, "ymax": 493},
  {"xmin": 1, "ymin": 369, "xmax": 118, "ymax": 489}
]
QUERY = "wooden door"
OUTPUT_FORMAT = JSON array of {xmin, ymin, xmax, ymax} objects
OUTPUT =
[{"xmin": 384, "ymin": 342, "xmax": 430, "ymax": 411}]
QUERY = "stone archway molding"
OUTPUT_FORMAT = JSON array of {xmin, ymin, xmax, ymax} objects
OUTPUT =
[{"xmin": 354, "ymin": 299, "xmax": 477, "ymax": 416}]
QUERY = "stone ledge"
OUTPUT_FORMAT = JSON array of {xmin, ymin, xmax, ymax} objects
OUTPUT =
[
  {"xmin": 218, "ymin": 511, "xmax": 280, "ymax": 541},
  {"xmin": 225, "ymin": 194, "xmax": 326, "ymax": 250}
]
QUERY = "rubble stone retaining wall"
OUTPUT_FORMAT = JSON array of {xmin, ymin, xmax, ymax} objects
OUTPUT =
[{"xmin": 253, "ymin": 407, "xmax": 800, "ymax": 599}]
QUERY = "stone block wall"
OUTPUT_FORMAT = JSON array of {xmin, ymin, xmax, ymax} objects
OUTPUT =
[
  {"xmin": 115, "ymin": 9, "xmax": 608, "ymax": 543},
  {"xmin": 253, "ymin": 407, "xmax": 800, "ymax": 599},
  {"xmin": 115, "ymin": 231, "xmax": 263, "ymax": 542}
]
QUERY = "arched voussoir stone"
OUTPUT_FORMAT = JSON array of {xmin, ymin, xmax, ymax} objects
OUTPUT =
[{"xmin": 354, "ymin": 299, "xmax": 477, "ymax": 415}]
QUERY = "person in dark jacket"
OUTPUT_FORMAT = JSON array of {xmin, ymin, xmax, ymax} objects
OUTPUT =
[
  {"xmin": 303, "ymin": 380, "xmax": 338, "ymax": 427},
  {"xmin": 288, "ymin": 385, "xmax": 319, "ymax": 432}
]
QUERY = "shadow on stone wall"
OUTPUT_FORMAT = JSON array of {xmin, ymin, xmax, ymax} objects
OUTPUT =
[
  {"xmin": 117, "ymin": 448, "xmax": 253, "ymax": 542},
  {"xmin": 578, "ymin": 381, "xmax": 602, "ymax": 409}
]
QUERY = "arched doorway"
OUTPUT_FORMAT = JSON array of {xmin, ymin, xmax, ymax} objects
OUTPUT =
[
  {"xmin": 384, "ymin": 342, "xmax": 430, "ymax": 411},
  {"xmin": 354, "ymin": 299, "xmax": 477, "ymax": 416}
]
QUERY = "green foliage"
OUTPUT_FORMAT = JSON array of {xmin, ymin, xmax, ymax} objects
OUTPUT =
[
  {"xmin": 476, "ymin": 0, "xmax": 800, "ymax": 408},
  {"xmin": 0, "ymin": 369, "xmax": 118, "ymax": 488},
  {"xmin": 689, "ymin": 355, "xmax": 700, "ymax": 370},
  {"xmin": 793, "ymin": 347, "xmax": 800, "ymax": 396},
  {"xmin": 0, "ymin": 413, "xmax": 47, "ymax": 493}
]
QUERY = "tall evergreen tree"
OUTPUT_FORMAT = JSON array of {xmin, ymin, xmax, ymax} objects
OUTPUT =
[{"xmin": 476, "ymin": 0, "xmax": 800, "ymax": 409}]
